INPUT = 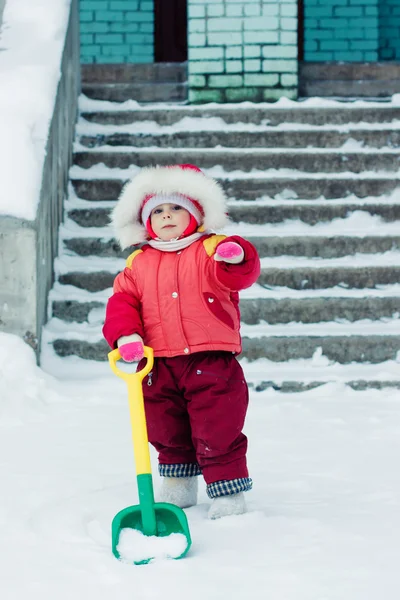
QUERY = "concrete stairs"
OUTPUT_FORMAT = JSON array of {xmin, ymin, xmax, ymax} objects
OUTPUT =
[{"xmin": 41, "ymin": 83, "xmax": 400, "ymax": 391}]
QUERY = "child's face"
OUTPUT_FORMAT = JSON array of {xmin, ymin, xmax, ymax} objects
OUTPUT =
[{"xmin": 150, "ymin": 203, "xmax": 191, "ymax": 241}]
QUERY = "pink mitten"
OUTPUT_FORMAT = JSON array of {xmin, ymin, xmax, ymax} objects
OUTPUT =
[
  {"xmin": 119, "ymin": 342, "xmax": 144, "ymax": 362},
  {"xmin": 214, "ymin": 241, "xmax": 244, "ymax": 264},
  {"xmin": 117, "ymin": 334, "xmax": 144, "ymax": 362}
]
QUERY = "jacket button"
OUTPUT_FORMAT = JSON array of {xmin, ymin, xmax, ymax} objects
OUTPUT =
[
  {"xmin": 184, "ymin": 348, "xmax": 189, "ymax": 354},
  {"xmin": 172, "ymin": 292, "xmax": 178, "ymax": 298}
]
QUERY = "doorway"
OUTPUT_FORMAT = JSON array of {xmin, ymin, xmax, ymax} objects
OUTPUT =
[{"xmin": 154, "ymin": 0, "xmax": 188, "ymax": 62}]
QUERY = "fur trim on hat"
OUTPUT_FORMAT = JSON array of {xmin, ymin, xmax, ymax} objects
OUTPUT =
[{"xmin": 111, "ymin": 165, "xmax": 228, "ymax": 249}]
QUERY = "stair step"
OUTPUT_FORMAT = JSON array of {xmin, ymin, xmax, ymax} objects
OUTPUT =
[
  {"xmin": 73, "ymin": 149, "xmax": 400, "ymax": 174},
  {"xmin": 252, "ymin": 380, "xmax": 400, "ymax": 392},
  {"xmin": 52, "ymin": 300, "xmax": 105, "ymax": 323},
  {"xmin": 81, "ymin": 63, "xmax": 187, "ymax": 84},
  {"xmin": 77, "ymin": 128, "xmax": 400, "ymax": 150},
  {"xmin": 81, "ymin": 82, "xmax": 188, "ymax": 103},
  {"xmin": 48, "ymin": 333, "xmax": 400, "ymax": 364},
  {"xmin": 62, "ymin": 235, "xmax": 400, "ymax": 260},
  {"xmin": 38, "ymin": 337, "xmax": 400, "ymax": 391},
  {"xmin": 52, "ymin": 296, "xmax": 400, "ymax": 326},
  {"xmin": 66, "ymin": 201, "xmax": 400, "ymax": 229},
  {"xmin": 258, "ymin": 265, "xmax": 400, "ymax": 290},
  {"xmin": 79, "ymin": 104, "xmax": 400, "ymax": 127},
  {"xmin": 70, "ymin": 175, "xmax": 400, "ymax": 202},
  {"xmin": 242, "ymin": 334, "xmax": 400, "ymax": 363},
  {"xmin": 56, "ymin": 265, "xmax": 400, "ymax": 292}
]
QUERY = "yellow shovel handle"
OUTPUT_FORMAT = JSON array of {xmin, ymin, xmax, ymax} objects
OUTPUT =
[
  {"xmin": 108, "ymin": 346, "xmax": 154, "ymax": 476},
  {"xmin": 108, "ymin": 346, "xmax": 154, "ymax": 382}
]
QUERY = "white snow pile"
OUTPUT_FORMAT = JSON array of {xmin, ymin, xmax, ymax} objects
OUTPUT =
[
  {"xmin": 2, "ymin": 331, "xmax": 400, "ymax": 598},
  {"xmin": 0, "ymin": 0, "xmax": 71, "ymax": 220},
  {"xmin": 117, "ymin": 528, "xmax": 188, "ymax": 563},
  {"xmin": 0, "ymin": 332, "xmax": 60, "ymax": 425}
]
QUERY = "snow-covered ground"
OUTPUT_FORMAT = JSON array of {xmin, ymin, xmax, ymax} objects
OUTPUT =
[{"xmin": 1, "ymin": 330, "xmax": 400, "ymax": 599}]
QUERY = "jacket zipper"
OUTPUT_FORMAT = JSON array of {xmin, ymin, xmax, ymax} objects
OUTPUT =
[{"xmin": 147, "ymin": 372, "xmax": 153, "ymax": 386}]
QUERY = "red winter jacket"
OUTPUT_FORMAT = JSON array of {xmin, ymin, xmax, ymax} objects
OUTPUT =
[{"xmin": 103, "ymin": 234, "xmax": 260, "ymax": 357}]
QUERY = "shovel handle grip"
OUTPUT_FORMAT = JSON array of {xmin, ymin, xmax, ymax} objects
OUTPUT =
[{"xmin": 108, "ymin": 346, "xmax": 154, "ymax": 382}]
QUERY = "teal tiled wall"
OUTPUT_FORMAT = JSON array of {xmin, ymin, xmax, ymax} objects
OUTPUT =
[
  {"xmin": 304, "ymin": 0, "xmax": 400, "ymax": 62},
  {"xmin": 80, "ymin": 0, "xmax": 154, "ymax": 64},
  {"xmin": 303, "ymin": 0, "xmax": 379, "ymax": 62},
  {"xmin": 379, "ymin": 0, "xmax": 400, "ymax": 60},
  {"xmin": 188, "ymin": 0, "xmax": 299, "ymax": 103}
]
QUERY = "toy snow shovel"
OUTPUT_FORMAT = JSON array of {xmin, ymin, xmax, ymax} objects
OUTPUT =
[{"xmin": 108, "ymin": 346, "xmax": 192, "ymax": 564}]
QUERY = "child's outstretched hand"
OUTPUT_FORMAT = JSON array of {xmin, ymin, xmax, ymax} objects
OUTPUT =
[
  {"xmin": 117, "ymin": 333, "xmax": 144, "ymax": 362},
  {"xmin": 214, "ymin": 241, "xmax": 245, "ymax": 264}
]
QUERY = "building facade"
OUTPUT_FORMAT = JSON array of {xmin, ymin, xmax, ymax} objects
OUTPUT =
[{"xmin": 79, "ymin": 0, "xmax": 400, "ymax": 101}]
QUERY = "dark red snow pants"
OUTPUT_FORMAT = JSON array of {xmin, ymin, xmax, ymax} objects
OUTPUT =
[{"xmin": 138, "ymin": 351, "xmax": 249, "ymax": 484}]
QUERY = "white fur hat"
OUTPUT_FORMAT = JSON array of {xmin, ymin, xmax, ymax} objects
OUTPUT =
[{"xmin": 111, "ymin": 164, "xmax": 228, "ymax": 249}]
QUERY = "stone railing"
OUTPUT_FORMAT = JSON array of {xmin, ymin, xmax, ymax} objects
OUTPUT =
[{"xmin": 0, "ymin": 0, "xmax": 80, "ymax": 355}]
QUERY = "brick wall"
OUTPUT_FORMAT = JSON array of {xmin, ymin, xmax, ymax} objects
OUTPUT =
[
  {"xmin": 80, "ymin": 0, "xmax": 154, "ymax": 64},
  {"xmin": 303, "ymin": 0, "xmax": 379, "ymax": 62},
  {"xmin": 188, "ymin": 0, "xmax": 298, "ymax": 103},
  {"xmin": 379, "ymin": 0, "xmax": 400, "ymax": 60}
]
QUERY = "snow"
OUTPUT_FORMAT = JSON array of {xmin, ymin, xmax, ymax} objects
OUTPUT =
[
  {"xmin": 79, "ymin": 92, "xmax": 400, "ymax": 113},
  {"xmin": 0, "ymin": 0, "xmax": 71, "ymax": 220},
  {"xmin": 70, "ymin": 162, "xmax": 400, "ymax": 182},
  {"xmin": 76, "ymin": 116, "xmax": 400, "ymax": 135},
  {"xmin": 75, "ymin": 140, "xmax": 400, "ymax": 153},
  {"xmin": 3, "ymin": 15, "xmax": 400, "ymax": 593},
  {"xmin": 2, "ymin": 330, "xmax": 400, "ymax": 599},
  {"xmin": 117, "ymin": 529, "xmax": 188, "ymax": 563}
]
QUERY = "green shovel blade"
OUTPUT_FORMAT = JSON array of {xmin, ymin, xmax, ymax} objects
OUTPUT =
[{"xmin": 112, "ymin": 474, "xmax": 192, "ymax": 565}]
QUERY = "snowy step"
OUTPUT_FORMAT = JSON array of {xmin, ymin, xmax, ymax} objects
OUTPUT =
[
  {"xmin": 81, "ymin": 82, "xmax": 188, "ymax": 104},
  {"xmin": 70, "ymin": 175, "xmax": 400, "ymax": 202},
  {"xmin": 258, "ymin": 265, "xmax": 400, "ymax": 290},
  {"xmin": 39, "ymin": 338, "xmax": 400, "ymax": 390},
  {"xmin": 62, "ymin": 234, "xmax": 400, "ymax": 260},
  {"xmin": 52, "ymin": 295, "xmax": 400, "ymax": 326},
  {"xmin": 73, "ymin": 148, "xmax": 400, "ymax": 174},
  {"xmin": 79, "ymin": 101, "xmax": 400, "ymax": 127},
  {"xmin": 77, "ymin": 127, "xmax": 400, "ymax": 150},
  {"xmin": 45, "ymin": 319, "xmax": 400, "ymax": 363},
  {"xmin": 55, "ymin": 264, "xmax": 400, "ymax": 293},
  {"xmin": 242, "ymin": 333, "xmax": 400, "ymax": 364},
  {"xmin": 66, "ymin": 199, "xmax": 400, "ymax": 229},
  {"xmin": 252, "ymin": 380, "xmax": 400, "ymax": 392}
]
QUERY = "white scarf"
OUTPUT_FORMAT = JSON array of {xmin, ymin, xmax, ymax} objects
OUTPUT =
[{"xmin": 148, "ymin": 231, "xmax": 208, "ymax": 252}]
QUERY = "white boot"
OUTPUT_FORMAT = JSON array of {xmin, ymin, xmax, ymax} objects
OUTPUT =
[
  {"xmin": 159, "ymin": 477, "xmax": 198, "ymax": 509},
  {"xmin": 208, "ymin": 492, "xmax": 246, "ymax": 520}
]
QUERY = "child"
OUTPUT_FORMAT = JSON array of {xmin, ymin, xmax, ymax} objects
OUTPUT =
[{"xmin": 103, "ymin": 164, "xmax": 261, "ymax": 519}]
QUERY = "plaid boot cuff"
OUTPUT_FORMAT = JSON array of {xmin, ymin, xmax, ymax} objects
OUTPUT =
[
  {"xmin": 159, "ymin": 463, "xmax": 202, "ymax": 478},
  {"xmin": 207, "ymin": 477, "xmax": 253, "ymax": 499}
]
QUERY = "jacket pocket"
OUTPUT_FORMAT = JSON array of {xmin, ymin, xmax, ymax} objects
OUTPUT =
[{"xmin": 202, "ymin": 292, "xmax": 235, "ymax": 330}]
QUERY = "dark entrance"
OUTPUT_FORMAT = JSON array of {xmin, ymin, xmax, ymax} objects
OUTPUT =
[
  {"xmin": 298, "ymin": 0, "xmax": 304, "ymax": 61},
  {"xmin": 154, "ymin": 0, "xmax": 188, "ymax": 62}
]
